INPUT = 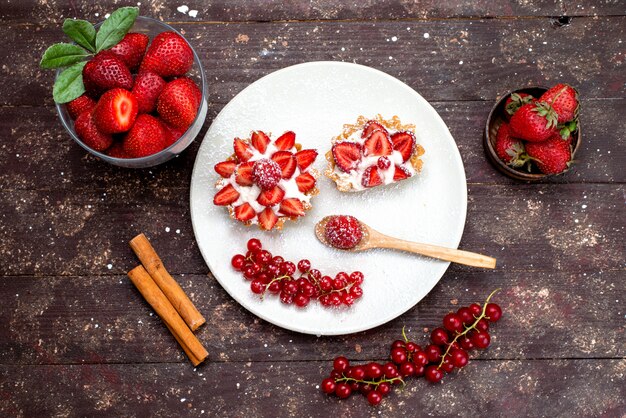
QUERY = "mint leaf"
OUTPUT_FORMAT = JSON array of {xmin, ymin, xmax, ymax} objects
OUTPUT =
[
  {"xmin": 40, "ymin": 43, "xmax": 90, "ymax": 69},
  {"xmin": 63, "ymin": 19, "xmax": 97, "ymax": 52},
  {"xmin": 95, "ymin": 7, "xmax": 139, "ymax": 52},
  {"xmin": 53, "ymin": 61, "xmax": 87, "ymax": 103}
]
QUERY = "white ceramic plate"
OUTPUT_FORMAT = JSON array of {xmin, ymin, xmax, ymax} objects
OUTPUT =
[{"xmin": 190, "ymin": 61, "xmax": 466, "ymax": 335}]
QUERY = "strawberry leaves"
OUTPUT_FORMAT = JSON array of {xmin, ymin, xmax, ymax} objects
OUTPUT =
[
  {"xmin": 40, "ymin": 7, "xmax": 139, "ymax": 103},
  {"xmin": 62, "ymin": 19, "xmax": 97, "ymax": 52},
  {"xmin": 53, "ymin": 61, "xmax": 87, "ymax": 103},
  {"xmin": 95, "ymin": 7, "xmax": 139, "ymax": 52},
  {"xmin": 40, "ymin": 43, "xmax": 90, "ymax": 69}
]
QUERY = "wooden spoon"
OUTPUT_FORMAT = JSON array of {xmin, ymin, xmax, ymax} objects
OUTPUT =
[{"xmin": 315, "ymin": 216, "xmax": 496, "ymax": 269}]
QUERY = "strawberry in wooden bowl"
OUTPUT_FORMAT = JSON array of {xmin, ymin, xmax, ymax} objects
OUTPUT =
[
  {"xmin": 40, "ymin": 7, "xmax": 207, "ymax": 168},
  {"xmin": 484, "ymin": 84, "xmax": 581, "ymax": 180}
]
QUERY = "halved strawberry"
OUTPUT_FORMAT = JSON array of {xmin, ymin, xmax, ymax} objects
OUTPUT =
[
  {"xmin": 393, "ymin": 165, "xmax": 412, "ymax": 181},
  {"xmin": 331, "ymin": 142, "xmax": 362, "ymax": 173},
  {"xmin": 390, "ymin": 131, "xmax": 416, "ymax": 162},
  {"xmin": 213, "ymin": 184, "xmax": 240, "ymax": 206},
  {"xmin": 295, "ymin": 149, "xmax": 318, "ymax": 171},
  {"xmin": 279, "ymin": 198, "xmax": 305, "ymax": 217},
  {"xmin": 234, "ymin": 203, "xmax": 256, "ymax": 221},
  {"xmin": 92, "ymin": 88, "xmax": 138, "ymax": 134},
  {"xmin": 235, "ymin": 162, "xmax": 254, "ymax": 186},
  {"xmin": 274, "ymin": 131, "xmax": 296, "ymax": 150},
  {"xmin": 258, "ymin": 207, "xmax": 278, "ymax": 230},
  {"xmin": 362, "ymin": 120, "xmax": 388, "ymax": 139},
  {"xmin": 234, "ymin": 138, "xmax": 253, "ymax": 162},
  {"xmin": 270, "ymin": 151, "xmax": 297, "ymax": 179},
  {"xmin": 295, "ymin": 172, "xmax": 316, "ymax": 193},
  {"xmin": 214, "ymin": 160, "xmax": 237, "ymax": 178},
  {"xmin": 257, "ymin": 186, "xmax": 285, "ymax": 206},
  {"xmin": 363, "ymin": 130, "xmax": 392, "ymax": 156},
  {"xmin": 251, "ymin": 131, "xmax": 270, "ymax": 153},
  {"xmin": 361, "ymin": 166, "xmax": 383, "ymax": 187}
]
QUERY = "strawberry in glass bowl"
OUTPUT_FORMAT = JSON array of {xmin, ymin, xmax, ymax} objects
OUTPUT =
[{"xmin": 41, "ymin": 7, "xmax": 207, "ymax": 168}]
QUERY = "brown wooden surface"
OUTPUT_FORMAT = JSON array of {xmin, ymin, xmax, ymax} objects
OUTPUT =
[{"xmin": 1, "ymin": 1, "xmax": 625, "ymax": 417}]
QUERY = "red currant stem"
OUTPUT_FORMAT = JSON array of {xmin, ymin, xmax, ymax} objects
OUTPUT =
[
  {"xmin": 437, "ymin": 288, "xmax": 501, "ymax": 369},
  {"xmin": 260, "ymin": 275, "xmax": 290, "ymax": 300},
  {"xmin": 401, "ymin": 325, "xmax": 409, "ymax": 343},
  {"xmin": 316, "ymin": 283, "xmax": 355, "ymax": 299},
  {"xmin": 335, "ymin": 375, "xmax": 404, "ymax": 388}
]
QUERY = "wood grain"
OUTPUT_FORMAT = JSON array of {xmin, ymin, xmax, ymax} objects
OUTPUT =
[
  {"xmin": 1, "ymin": 360, "xmax": 624, "ymax": 417},
  {"xmin": 1, "ymin": 0, "xmax": 623, "ymax": 24},
  {"xmin": 2, "ymin": 17, "xmax": 625, "ymax": 108}
]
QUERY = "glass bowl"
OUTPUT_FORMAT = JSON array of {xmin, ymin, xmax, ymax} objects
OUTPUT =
[{"xmin": 55, "ymin": 16, "xmax": 208, "ymax": 168}]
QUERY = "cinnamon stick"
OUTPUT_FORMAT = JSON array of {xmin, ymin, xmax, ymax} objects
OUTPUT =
[
  {"xmin": 130, "ymin": 233, "xmax": 206, "ymax": 331},
  {"xmin": 128, "ymin": 265, "xmax": 208, "ymax": 365}
]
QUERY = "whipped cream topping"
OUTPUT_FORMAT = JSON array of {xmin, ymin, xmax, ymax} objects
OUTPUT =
[
  {"xmin": 332, "ymin": 130, "xmax": 416, "ymax": 191},
  {"xmin": 217, "ymin": 141, "xmax": 313, "ymax": 225}
]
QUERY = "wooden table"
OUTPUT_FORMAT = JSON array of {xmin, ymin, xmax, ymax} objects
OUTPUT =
[{"xmin": 1, "ymin": 1, "xmax": 624, "ymax": 416}]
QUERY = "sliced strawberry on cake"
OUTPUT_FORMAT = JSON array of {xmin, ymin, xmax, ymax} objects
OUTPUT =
[
  {"xmin": 213, "ymin": 130, "xmax": 319, "ymax": 230},
  {"xmin": 325, "ymin": 115, "xmax": 425, "ymax": 192}
]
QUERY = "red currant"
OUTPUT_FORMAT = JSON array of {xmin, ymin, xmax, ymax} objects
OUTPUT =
[
  {"xmin": 425, "ymin": 365, "xmax": 444, "ymax": 383},
  {"xmin": 321, "ymin": 378, "xmax": 336, "ymax": 394},
  {"xmin": 450, "ymin": 348, "xmax": 469, "ymax": 368},
  {"xmin": 413, "ymin": 364, "xmax": 425, "ymax": 377},
  {"xmin": 443, "ymin": 313, "xmax": 464, "ymax": 333},
  {"xmin": 457, "ymin": 307, "xmax": 474, "ymax": 325},
  {"xmin": 349, "ymin": 271, "xmax": 364, "ymax": 284},
  {"xmin": 342, "ymin": 294, "xmax": 355, "ymax": 306},
  {"xmin": 475, "ymin": 318, "xmax": 489, "ymax": 332},
  {"xmin": 247, "ymin": 238, "xmax": 262, "ymax": 252},
  {"xmin": 308, "ymin": 269, "xmax": 322, "ymax": 280},
  {"xmin": 378, "ymin": 382, "xmax": 391, "ymax": 396},
  {"xmin": 329, "ymin": 370, "xmax": 341, "ymax": 379},
  {"xmin": 349, "ymin": 285, "xmax": 363, "ymax": 298},
  {"xmin": 294, "ymin": 293, "xmax": 310, "ymax": 307},
  {"xmin": 413, "ymin": 350, "xmax": 428, "ymax": 366},
  {"xmin": 425, "ymin": 344, "xmax": 442, "ymax": 363},
  {"xmin": 332, "ymin": 277, "xmax": 347, "ymax": 290},
  {"xmin": 377, "ymin": 156, "xmax": 391, "ymax": 170},
  {"xmin": 471, "ymin": 331, "xmax": 490, "ymax": 349},
  {"xmin": 297, "ymin": 259, "xmax": 311, "ymax": 272},
  {"xmin": 335, "ymin": 383, "xmax": 351, "ymax": 399},
  {"xmin": 367, "ymin": 390, "xmax": 382, "ymax": 406},
  {"xmin": 319, "ymin": 276, "xmax": 332, "ymax": 291},
  {"xmin": 279, "ymin": 291, "xmax": 293, "ymax": 304},
  {"xmin": 267, "ymin": 281, "xmax": 282, "ymax": 293},
  {"xmin": 390, "ymin": 340, "xmax": 405, "ymax": 350},
  {"xmin": 469, "ymin": 303, "xmax": 482, "ymax": 317},
  {"xmin": 405, "ymin": 341, "xmax": 420, "ymax": 353},
  {"xmin": 319, "ymin": 294, "xmax": 331, "ymax": 306},
  {"xmin": 400, "ymin": 362, "xmax": 415, "ymax": 377},
  {"xmin": 281, "ymin": 261, "xmax": 296, "ymax": 275},
  {"xmin": 349, "ymin": 366, "xmax": 366, "ymax": 380},
  {"xmin": 431, "ymin": 327, "xmax": 450, "ymax": 346},
  {"xmin": 382, "ymin": 362, "xmax": 399, "ymax": 379},
  {"xmin": 270, "ymin": 255, "xmax": 284, "ymax": 266},
  {"xmin": 231, "ymin": 254, "xmax": 245, "ymax": 270},
  {"xmin": 459, "ymin": 335, "xmax": 474, "ymax": 350},
  {"xmin": 485, "ymin": 303, "xmax": 502, "ymax": 322},
  {"xmin": 283, "ymin": 281, "xmax": 298, "ymax": 295},
  {"xmin": 333, "ymin": 356, "xmax": 350, "ymax": 373},
  {"xmin": 440, "ymin": 357, "xmax": 454, "ymax": 373},
  {"xmin": 390, "ymin": 347, "xmax": 408, "ymax": 364},
  {"xmin": 250, "ymin": 279, "xmax": 264, "ymax": 294},
  {"xmin": 365, "ymin": 362, "xmax": 383, "ymax": 379}
]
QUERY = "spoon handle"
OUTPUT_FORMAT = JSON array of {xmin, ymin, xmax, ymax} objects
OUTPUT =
[{"xmin": 372, "ymin": 235, "xmax": 496, "ymax": 269}]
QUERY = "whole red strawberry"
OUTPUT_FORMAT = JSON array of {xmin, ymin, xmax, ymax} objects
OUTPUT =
[
  {"xmin": 74, "ymin": 110, "xmax": 113, "ymax": 152},
  {"xmin": 110, "ymin": 32, "xmax": 149, "ymax": 71},
  {"xmin": 157, "ymin": 78, "xmax": 200, "ymax": 129},
  {"xmin": 540, "ymin": 83, "xmax": 578, "ymax": 124},
  {"xmin": 66, "ymin": 94, "xmax": 96, "ymax": 119},
  {"xmin": 495, "ymin": 123, "xmax": 527, "ymax": 167},
  {"xmin": 123, "ymin": 114, "xmax": 167, "ymax": 157},
  {"xmin": 526, "ymin": 133, "xmax": 572, "ymax": 175},
  {"xmin": 161, "ymin": 120, "xmax": 186, "ymax": 147},
  {"xmin": 509, "ymin": 101, "xmax": 558, "ymax": 142},
  {"xmin": 139, "ymin": 32, "xmax": 193, "ymax": 77},
  {"xmin": 92, "ymin": 88, "xmax": 138, "ymax": 134},
  {"xmin": 504, "ymin": 92, "xmax": 534, "ymax": 120},
  {"xmin": 132, "ymin": 71, "xmax": 166, "ymax": 114},
  {"xmin": 106, "ymin": 142, "xmax": 131, "ymax": 159},
  {"xmin": 82, "ymin": 51, "xmax": 133, "ymax": 97}
]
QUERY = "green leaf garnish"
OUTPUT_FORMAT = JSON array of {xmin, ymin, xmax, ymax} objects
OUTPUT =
[
  {"xmin": 63, "ymin": 19, "xmax": 97, "ymax": 52},
  {"xmin": 95, "ymin": 7, "xmax": 139, "ymax": 52},
  {"xmin": 52, "ymin": 61, "xmax": 87, "ymax": 103},
  {"xmin": 40, "ymin": 43, "xmax": 90, "ymax": 69}
]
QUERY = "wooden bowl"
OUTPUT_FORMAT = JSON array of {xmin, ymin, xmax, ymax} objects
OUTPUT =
[{"xmin": 483, "ymin": 86, "xmax": 581, "ymax": 181}]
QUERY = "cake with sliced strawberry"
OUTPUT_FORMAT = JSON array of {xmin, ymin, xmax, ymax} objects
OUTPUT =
[
  {"xmin": 213, "ymin": 131, "xmax": 319, "ymax": 230},
  {"xmin": 325, "ymin": 115, "xmax": 424, "ymax": 192}
]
